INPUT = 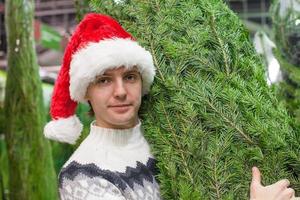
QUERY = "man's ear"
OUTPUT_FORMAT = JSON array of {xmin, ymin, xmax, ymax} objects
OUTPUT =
[
  {"xmin": 84, "ymin": 91, "xmax": 90, "ymax": 101},
  {"xmin": 85, "ymin": 84, "xmax": 92, "ymax": 100}
]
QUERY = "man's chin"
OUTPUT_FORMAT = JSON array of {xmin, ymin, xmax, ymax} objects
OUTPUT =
[{"xmin": 110, "ymin": 117, "xmax": 138, "ymax": 128}]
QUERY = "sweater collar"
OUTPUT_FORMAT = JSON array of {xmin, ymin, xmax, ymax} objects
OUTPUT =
[{"xmin": 89, "ymin": 120, "xmax": 143, "ymax": 147}]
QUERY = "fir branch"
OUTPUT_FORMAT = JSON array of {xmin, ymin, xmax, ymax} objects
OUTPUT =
[
  {"xmin": 208, "ymin": 13, "xmax": 231, "ymax": 76},
  {"xmin": 206, "ymin": 99, "xmax": 254, "ymax": 144},
  {"xmin": 212, "ymin": 157, "xmax": 222, "ymax": 200},
  {"xmin": 150, "ymin": 42, "xmax": 165, "ymax": 82},
  {"xmin": 161, "ymin": 103, "xmax": 195, "ymax": 186},
  {"xmin": 189, "ymin": 83, "xmax": 254, "ymax": 144}
]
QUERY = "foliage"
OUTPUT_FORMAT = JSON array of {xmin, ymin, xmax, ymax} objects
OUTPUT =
[
  {"xmin": 4, "ymin": 0, "xmax": 58, "ymax": 199},
  {"xmin": 271, "ymin": 0, "xmax": 300, "ymax": 123},
  {"xmin": 0, "ymin": 136, "xmax": 8, "ymax": 200},
  {"xmin": 74, "ymin": 0, "xmax": 91, "ymax": 22}
]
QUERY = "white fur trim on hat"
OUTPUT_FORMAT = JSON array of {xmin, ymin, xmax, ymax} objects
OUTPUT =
[
  {"xmin": 69, "ymin": 38, "xmax": 155, "ymax": 102},
  {"xmin": 44, "ymin": 115, "xmax": 83, "ymax": 144}
]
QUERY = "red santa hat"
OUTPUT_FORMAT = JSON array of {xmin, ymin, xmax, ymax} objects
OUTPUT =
[{"xmin": 44, "ymin": 13, "xmax": 155, "ymax": 144}]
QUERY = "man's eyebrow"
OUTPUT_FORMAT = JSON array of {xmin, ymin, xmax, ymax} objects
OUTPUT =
[
  {"xmin": 125, "ymin": 69, "xmax": 139, "ymax": 74},
  {"xmin": 101, "ymin": 73, "xmax": 112, "ymax": 76},
  {"xmin": 101, "ymin": 68, "xmax": 139, "ymax": 76},
  {"xmin": 95, "ymin": 74, "xmax": 110, "ymax": 79}
]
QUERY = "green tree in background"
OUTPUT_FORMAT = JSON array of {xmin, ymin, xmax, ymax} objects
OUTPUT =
[
  {"xmin": 88, "ymin": 0, "xmax": 300, "ymax": 199},
  {"xmin": 4, "ymin": 0, "xmax": 58, "ymax": 199},
  {"xmin": 0, "ymin": 80, "xmax": 4, "ymax": 199},
  {"xmin": 271, "ymin": 0, "xmax": 300, "ymax": 124},
  {"xmin": 75, "ymin": 0, "xmax": 91, "ymax": 23}
]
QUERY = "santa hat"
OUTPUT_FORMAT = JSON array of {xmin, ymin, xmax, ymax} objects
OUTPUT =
[{"xmin": 44, "ymin": 13, "xmax": 155, "ymax": 144}]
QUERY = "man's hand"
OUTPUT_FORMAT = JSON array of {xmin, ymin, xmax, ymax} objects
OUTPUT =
[{"xmin": 250, "ymin": 166, "xmax": 296, "ymax": 200}]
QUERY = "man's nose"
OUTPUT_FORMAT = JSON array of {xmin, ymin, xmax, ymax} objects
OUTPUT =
[{"xmin": 113, "ymin": 79, "xmax": 127, "ymax": 99}]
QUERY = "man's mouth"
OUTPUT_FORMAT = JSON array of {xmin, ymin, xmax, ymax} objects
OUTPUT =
[
  {"xmin": 109, "ymin": 104, "xmax": 131, "ymax": 107},
  {"xmin": 109, "ymin": 104, "xmax": 132, "ymax": 113}
]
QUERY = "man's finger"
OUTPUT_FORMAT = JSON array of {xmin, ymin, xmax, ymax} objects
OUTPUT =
[
  {"xmin": 276, "ymin": 188, "xmax": 294, "ymax": 200},
  {"xmin": 273, "ymin": 179, "xmax": 290, "ymax": 190},
  {"xmin": 291, "ymin": 197, "xmax": 300, "ymax": 200},
  {"xmin": 251, "ymin": 166, "xmax": 261, "ymax": 186}
]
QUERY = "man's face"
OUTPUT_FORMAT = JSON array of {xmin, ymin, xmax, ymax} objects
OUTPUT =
[{"xmin": 85, "ymin": 66, "xmax": 142, "ymax": 129}]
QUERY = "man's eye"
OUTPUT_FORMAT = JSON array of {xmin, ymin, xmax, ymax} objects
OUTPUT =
[
  {"xmin": 125, "ymin": 74, "xmax": 137, "ymax": 81},
  {"xmin": 96, "ymin": 78, "xmax": 110, "ymax": 85}
]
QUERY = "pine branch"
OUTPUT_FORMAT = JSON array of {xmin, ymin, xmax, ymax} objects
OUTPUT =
[
  {"xmin": 161, "ymin": 103, "xmax": 195, "ymax": 185},
  {"xmin": 208, "ymin": 13, "xmax": 231, "ymax": 76},
  {"xmin": 150, "ymin": 42, "xmax": 165, "ymax": 82}
]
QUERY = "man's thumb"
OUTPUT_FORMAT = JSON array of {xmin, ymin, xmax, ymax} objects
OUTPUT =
[{"xmin": 251, "ymin": 166, "xmax": 261, "ymax": 186}]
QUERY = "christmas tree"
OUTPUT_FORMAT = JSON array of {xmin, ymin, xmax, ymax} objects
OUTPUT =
[
  {"xmin": 87, "ymin": 0, "xmax": 300, "ymax": 199},
  {"xmin": 271, "ymin": 0, "xmax": 300, "ymax": 124},
  {"xmin": 4, "ymin": 0, "xmax": 58, "ymax": 199}
]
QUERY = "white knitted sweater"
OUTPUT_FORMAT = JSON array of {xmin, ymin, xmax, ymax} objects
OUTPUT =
[{"xmin": 58, "ymin": 120, "xmax": 161, "ymax": 200}]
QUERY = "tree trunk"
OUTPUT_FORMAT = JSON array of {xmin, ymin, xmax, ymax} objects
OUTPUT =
[
  {"xmin": 90, "ymin": 0, "xmax": 300, "ymax": 199},
  {"xmin": 4, "ymin": 0, "xmax": 58, "ymax": 199}
]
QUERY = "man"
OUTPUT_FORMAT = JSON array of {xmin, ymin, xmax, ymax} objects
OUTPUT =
[
  {"xmin": 44, "ymin": 13, "xmax": 159, "ymax": 199},
  {"xmin": 44, "ymin": 13, "xmax": 297, "ymax": 200}
]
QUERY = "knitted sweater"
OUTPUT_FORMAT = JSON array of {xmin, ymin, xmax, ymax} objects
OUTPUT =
[{"xmin": 58, "ymin": 120, "xmax": 161, "ymax": 200}]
